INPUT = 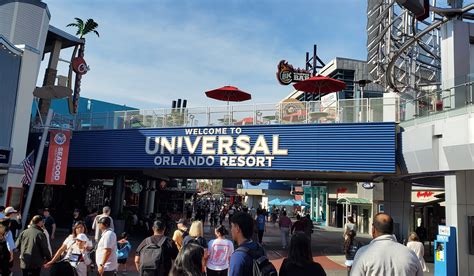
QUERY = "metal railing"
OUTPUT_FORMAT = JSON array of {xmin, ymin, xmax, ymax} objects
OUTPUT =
[
  {"xmin": 399, "ymin": 74, "xmax": 474, "ymax": 122},
  {"xmin": 49, "ymin": 97, "xmax": 400, "ymax": 131}
]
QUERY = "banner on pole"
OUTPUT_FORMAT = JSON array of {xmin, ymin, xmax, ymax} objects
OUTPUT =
[{"xmin": 45, "ymin": 130, "xmax": 71, "ymax": 185}]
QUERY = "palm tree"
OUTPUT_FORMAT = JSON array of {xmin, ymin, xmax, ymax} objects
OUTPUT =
[
  {"xmin": 66, "ymin": 18, "xmax": 99, "ymax": 38},
  {"xmin": 65, "ymin": 18, "xmax": 99, "ymax": 114}
]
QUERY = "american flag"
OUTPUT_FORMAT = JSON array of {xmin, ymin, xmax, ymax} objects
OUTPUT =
[{"xmin": 21, "ymin": 151, "xmax": 35, "ymax": 186}]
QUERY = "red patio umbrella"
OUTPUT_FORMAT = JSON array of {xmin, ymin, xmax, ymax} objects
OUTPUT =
[
  {"xmin": 234, "ymin": 117, "xmax": 262, "ymax": 125},
  {"xmin": 205, "ymin": 85, "xmax": 251, "ymax": 105},
  {"xmin": 293, "ymin": 76, "xmax": 346, "ymax": 100}
]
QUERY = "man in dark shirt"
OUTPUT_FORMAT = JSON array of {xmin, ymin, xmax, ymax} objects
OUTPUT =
[
  {"xmin": 71, "ymin": 208, "xmax": 82, "ymax": 230},
  {"xmin": 135, "ymin": 219, "xmax": 178, "ymax": 276},
  {"xmin": 229, "ymin": 212, "xmax": 265, "ymax": 276},
  {"xmin": 291, "ymin": 215, "xmax": 305, "ymax": 235},
  {"xmin": 16, "ymin": 215, "xmax": 52, "ymax": 276},
  {"xmin": 43, "ymin": 208, "xmax": 56, "ymax": 240}
]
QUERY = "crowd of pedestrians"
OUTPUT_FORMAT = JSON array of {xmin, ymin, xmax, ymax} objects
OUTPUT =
[{"xmin": 0, "ymin": 199, "xmax": 433, "ymax": 276}]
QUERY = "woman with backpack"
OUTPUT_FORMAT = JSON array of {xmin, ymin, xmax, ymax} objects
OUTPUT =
[
  {"xmin": 344, "ymin": 229, "xmax": 361, "ymax": 274},
  {"xmin": 173, "ymin": 219, "xmax": 189, "ymax": 251},
  {"xmin": 206, "ymin": 225, "xmax": 234, "ymax": 276},
  {"xmin": 279, "ymin": 233, "xmax": 326, "ymax": 276},
  {"xmin": 169, "ymin": 243, "xmax": 206, "ymax": 276},
  {"xmin": 182, "ymin": 221, "xmax": 207, "ymax": 249}
]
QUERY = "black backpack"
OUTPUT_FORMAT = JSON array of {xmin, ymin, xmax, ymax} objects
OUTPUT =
[
  {"xmin": 179, "ymin": 229, "xmax": 189, "ymax": 239},
  {"xmin": 236, "ymin": 245, "xmax": 277, "ymax": 276},
  {"xmin": 0, "ymin": 238, "xmax": 9, "ymax": 261},
  {"xmin": 139, "ymin": 236, "xmax": 167, "ymax": 275}
]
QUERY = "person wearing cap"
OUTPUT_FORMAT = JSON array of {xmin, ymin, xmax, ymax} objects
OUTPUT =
[
  {"xmin": 43, "ymin": 208, "xmax": 56, "ymax": 240},
  {"xmin": 16, "ymin": 215, "xmax": 52, "ymax": 276},
  {"xmin": 64, "ymin": 233, "xmax": 92, "ymax": 276},
  {"xmin": 96, "ymin": 216, "xmax": 118, "ymax": 275},
  {"xmin": 172, "ymin": 218, "xmax": 189, "ymax": 251},
  {"xmin": 4, "ymin": 206, "xmax": 21, "ymax": 240},
  {"xmin": 45, "ymin": 221, "xmax": 92, "ymax": 269}
]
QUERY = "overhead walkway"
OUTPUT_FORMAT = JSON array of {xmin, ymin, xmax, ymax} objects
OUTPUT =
[
  {"xmin": 50, "ymin": 97, "xmax": 400, "ymax": 130},
  {"xmin": 32, "ymin": 97, "xmax": 403, "ymax": 181}
]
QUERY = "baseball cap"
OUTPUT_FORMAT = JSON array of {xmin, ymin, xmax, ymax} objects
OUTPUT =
[
  {"xmin": 4, "ymin": 207, "xmax": 18, "ymax": 215},
  {"xmin": 75, "ymin": 233, "xmax": 89, "ymax": 242},
  {"xmin": 176, "ymin": 218, "xmax": 188, "ymax": 226}
]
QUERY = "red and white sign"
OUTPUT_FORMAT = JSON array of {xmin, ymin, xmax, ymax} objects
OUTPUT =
[
  {"xmin": 45, "ymin": 130, "xmax": 71, "ymax": 185},
  {"xmin": 72, "ymin": 57, "xmax": 89, "ymax": 75},
  {"xmin": 411, "ymin": 190, "xmax": 443, "ymax": 203}
]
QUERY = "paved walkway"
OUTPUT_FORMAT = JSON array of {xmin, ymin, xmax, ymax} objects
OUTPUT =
[{"xmin": 11, "ymin": 220, "xmax": 434, "ymax": 275}]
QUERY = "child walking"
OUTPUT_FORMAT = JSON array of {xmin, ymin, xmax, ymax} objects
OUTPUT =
[{"xmin": 117, "ymin": 232, "xmax": 132, "ymax": 274}]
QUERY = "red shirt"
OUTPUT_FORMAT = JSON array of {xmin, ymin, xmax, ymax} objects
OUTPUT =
[{"xmin": 279, "ymin": 216, "xmax": 292, "ymax": 228}]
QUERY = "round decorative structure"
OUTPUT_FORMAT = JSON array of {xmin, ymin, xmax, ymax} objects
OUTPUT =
[{"xmin": 130, "ymin": 182, "xmax": 143, "ymax": 194}]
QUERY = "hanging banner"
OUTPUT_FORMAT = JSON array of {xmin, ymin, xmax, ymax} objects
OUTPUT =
[{"xmin": 45, "ymin": 130, "xmax": 71, "ymax": 185}]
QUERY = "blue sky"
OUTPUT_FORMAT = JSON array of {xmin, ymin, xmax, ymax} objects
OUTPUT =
[{"xmin": 42, "ymin": 0, "xmax": 368, "ymax": 109}]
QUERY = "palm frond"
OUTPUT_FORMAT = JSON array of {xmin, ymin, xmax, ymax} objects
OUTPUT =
[
  {"xmin": 74, "ymin": 18, "xmax": 84, "ymax": 28},
  {"xmin": 67, "ymin": 17, "xmax": 84, "ymax": 37},
  {"xmin": 83, "ymin": 19, "xmax": 99, "ymax": 36},
  {"xmin": 92, "ymin": 30, "xmax": 100, "ymax": 37}
]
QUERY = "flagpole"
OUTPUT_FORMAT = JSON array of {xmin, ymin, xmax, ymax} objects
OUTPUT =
[{"xmin": 21, "ymin": 109, "xmax": 53, "ymax": 230}]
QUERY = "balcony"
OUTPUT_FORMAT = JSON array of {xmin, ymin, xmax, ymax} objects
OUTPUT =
[
  {"xmin": 49, "ymin": 97, "xmax": 400, "ymax": 131},
  {"xmin": 400, "ymin": 74, "xmax": 474, "ymax": 125}
]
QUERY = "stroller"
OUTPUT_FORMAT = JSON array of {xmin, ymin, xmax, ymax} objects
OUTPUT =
[{"xmin": 51, "ymin": 247, "xmax": 93, "ymax": 276}]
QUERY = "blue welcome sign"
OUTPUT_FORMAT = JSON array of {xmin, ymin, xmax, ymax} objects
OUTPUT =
[{"xmin": 68, "ymin": 122, "xmax": 396, "ymax": 173}]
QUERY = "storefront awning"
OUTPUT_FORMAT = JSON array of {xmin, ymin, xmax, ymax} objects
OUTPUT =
[{"xmin": 337, "ymin": 197, "xmax": 371, "ymax": 205}]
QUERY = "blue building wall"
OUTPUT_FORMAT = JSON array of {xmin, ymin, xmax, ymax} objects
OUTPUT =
[{"xmin": 32, "ymin": 97, "xmax": 138, "ymax": 118}]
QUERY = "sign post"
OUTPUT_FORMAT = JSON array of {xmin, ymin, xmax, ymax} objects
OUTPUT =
[{"xmin": 21, "ymin": 109, "xmax": 53, "ymax": 229}]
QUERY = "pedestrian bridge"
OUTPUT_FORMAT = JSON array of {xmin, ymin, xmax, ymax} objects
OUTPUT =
[
  {"xmin": 60, "ymin": 98, "xmax": 400, "ymax": 182},
  {"xmin": 53, "ymin": 97, "xmax": 400, "ymax": 130}
]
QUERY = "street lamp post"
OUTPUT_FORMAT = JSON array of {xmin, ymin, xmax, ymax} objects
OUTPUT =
[
  {"xmin": 355, "ymin": 80, "xmax": 372, "ymax": 122},
  {"xmin": 21, "ymin": 109, "xmax": 53, "ymax": 229}
]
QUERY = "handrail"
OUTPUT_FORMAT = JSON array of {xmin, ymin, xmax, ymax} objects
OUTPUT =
[{"xmin": 43, "ymin": 97, "xmax": 401, "ymax": 131}]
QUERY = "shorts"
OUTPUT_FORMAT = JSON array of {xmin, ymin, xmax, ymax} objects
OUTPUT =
[{"xmin": 118, "ymin": 258, "xmax": 128, "ymax": 264}]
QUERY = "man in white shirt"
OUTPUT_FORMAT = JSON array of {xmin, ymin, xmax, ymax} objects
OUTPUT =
[
  {"xmin": 351, "ymin": 213, "xmax": 423, "ymax": 276},
  {"xmin": 95, "ymin": 216, "xmax": 117, "ymax": 276},
  {"xmin": 92, "ymin": 206, "xmax": 114, "ymax": 242}
]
